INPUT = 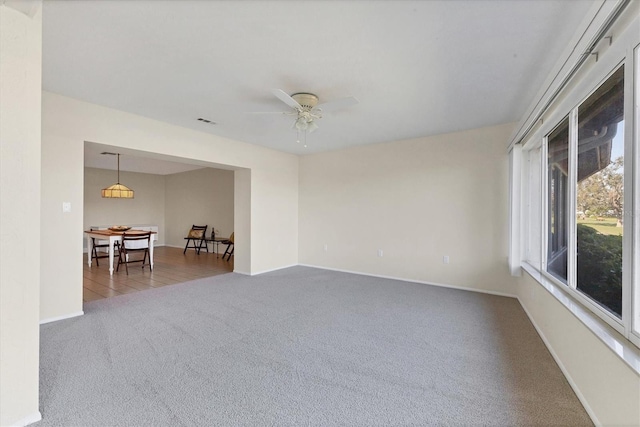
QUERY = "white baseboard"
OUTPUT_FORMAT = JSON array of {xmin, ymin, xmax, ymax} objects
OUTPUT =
[
  {"xmin": 40, "ymin": 311, "xmax": 84, "ymax": 325},
  {"xmin": 9, "ymin": 411, "xmax": 41, "ymax": 427},
  {"xmin": 516, "ymin": 297, "xmax": 600, "ymax": 426},
  {"xmin": 249, "ymin": 264, "xmax": 298, "ymax": 276},
  {"xmin": 233, "ymin": 269, "xmax": 251, "ymax": 275},
  {"xmin": 297, "ymin": 263, "xmax": 517, "ymax": 299}
]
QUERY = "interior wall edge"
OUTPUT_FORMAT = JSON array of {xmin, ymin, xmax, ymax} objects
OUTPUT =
[{"xmin": 0, "ymin": 3, "xmax": 42, "ymax": 426}]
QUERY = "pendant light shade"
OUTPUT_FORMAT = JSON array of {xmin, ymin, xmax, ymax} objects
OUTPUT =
[
  {"xmin": 101, "ymin": 153, "xmax": 134, "ymax": 198},
  {"xmin": 101, "ymin": 183, "xmax": 134, "ymax": 198}
]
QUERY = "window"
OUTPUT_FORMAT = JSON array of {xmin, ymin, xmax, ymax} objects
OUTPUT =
[
  {"xmin": 541, "ymin": 68, "xmax": 628, "ymax": 325},
  {"xmin": 528, "ymin": 63, "xmax": 636, "ymax": 343},
  {"xmin": 546, "ymin": 118, "xmax": 570, "ymax": 283},
  {"xmin": 512, "ymin": 1, "xmax": 639, "ymax": 351},
  {"xmin": 576, "ymin": 67, "xmax": 624, "ymax": 318}
]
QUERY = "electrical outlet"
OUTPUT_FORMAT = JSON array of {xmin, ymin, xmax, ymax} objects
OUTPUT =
[
  {"xmin": 443, "ymin": 255, "xmax": 450, "ymax": 264},
  {"xmin": 62, "ymin": 202, "xmax": 71, "ymax": 213},
  {"xmin": 378, "ymin": 249, "xmax": 383, "ymax": 257}
]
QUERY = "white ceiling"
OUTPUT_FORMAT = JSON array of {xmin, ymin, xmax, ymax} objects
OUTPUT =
[{"xmin": 43, "ymin": 0, "xmax": 596, "ymax": 171}]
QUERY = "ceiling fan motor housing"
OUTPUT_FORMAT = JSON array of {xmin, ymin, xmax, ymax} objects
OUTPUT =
[{"xmin": 291, "ymin": 93, "xmax": 319, "ymax": 110}]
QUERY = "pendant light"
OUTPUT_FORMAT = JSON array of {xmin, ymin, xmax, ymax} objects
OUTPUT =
[{"xmin": 101, "ymin": 153, "xmax": 134, "ymax": 198}]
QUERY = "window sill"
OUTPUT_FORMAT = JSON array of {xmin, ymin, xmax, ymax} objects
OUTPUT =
[{"xmin": 521, "ymin": 262, "xmax": 640, "ymax": 376}]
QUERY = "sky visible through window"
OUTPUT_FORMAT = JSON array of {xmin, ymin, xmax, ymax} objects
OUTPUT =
[{"xmin": 611, "ymin": 121, "xmax": 624, "ymax": 167}]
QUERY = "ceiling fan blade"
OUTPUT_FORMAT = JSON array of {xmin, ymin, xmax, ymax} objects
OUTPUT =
[
  {"xmin": 246, "ymin": 111, "xmax": 289, "ymax": 115},
  {"xmin": 315, "ymin": 96, "xmax": 359, "ymax": 113},
  {"xmin": 272, "ymin": 89, "xmax": 302, "ymax": 110}
]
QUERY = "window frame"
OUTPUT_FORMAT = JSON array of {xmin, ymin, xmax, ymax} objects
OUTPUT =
[
  {"xmin": 543, "ymin": 117, "xmax": 571, "ymax": 284},
  {"xmin": 631, "ymin": 42, "xmax": 640, "ymax": 344}
]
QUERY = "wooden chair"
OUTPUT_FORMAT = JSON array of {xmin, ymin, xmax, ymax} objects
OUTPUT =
[
  {"xmin": 117, "ymin": 232, "xmax": 152, "ymax": 275},
  {"xmin": 183, "ymin": 225, "xmax": 208, "ymax": 254},
  {"xmin": 221, "ymin": 232, "xmax": 234, "ymax": 261},
  {"xmin": 90, "ymin": 227, "xmax": 119, "ymax": 266}
]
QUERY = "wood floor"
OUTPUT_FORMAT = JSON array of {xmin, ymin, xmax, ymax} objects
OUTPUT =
[{"xmin": 83, "ymin": 246, "xmax": 233, "ymax": 302}]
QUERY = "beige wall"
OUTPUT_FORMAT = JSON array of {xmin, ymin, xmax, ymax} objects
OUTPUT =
[
  {"xmin": 516, "ymin": 271, "xmax": 640, "ymax": 426},
  {"xmin": 299, "ymin": 123, "xmax": 515, "ymax": 295},
  {"xmin": 0, "ymin": 3, "xmax": 42, "ymax": 426},
  {"xmin": 84, "ymin": 167, "xmax": 167, "ymax": 245},
  {"xmin": 84, "ymin": 166, "xmax": 235, "ymax": 249},
  {"xmin": 41, "ymin": 91, "xmax": 299, "ymax": 321},
  {"xmin": 164, "ymin": 167, "xmax": 234, "ymax": 248}
]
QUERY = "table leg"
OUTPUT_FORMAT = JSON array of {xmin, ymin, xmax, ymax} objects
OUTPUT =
[
  {"xmin": 108, "ymin": 237, "xmax": 115, "ymax": 276},
  {"xmin": 149, "ymin": 239, "xmax": 154, "ymax": 271},
  {"xmin": 87, "ymin": 235, "xmax": 93, "ymax": 267}
]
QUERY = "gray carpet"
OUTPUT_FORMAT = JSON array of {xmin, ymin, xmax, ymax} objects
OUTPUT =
[{"xmin": 37, "ymin": 266, "xmax": 592, "ymax": 426}]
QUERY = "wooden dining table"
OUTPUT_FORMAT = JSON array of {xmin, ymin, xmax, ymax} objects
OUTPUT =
[{"xmin": 85, "ymin": 229, "xmax": 157, "ymax": 275}]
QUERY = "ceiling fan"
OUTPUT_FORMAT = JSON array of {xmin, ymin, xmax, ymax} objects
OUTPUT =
[{"xmin": 265, "ymin": 89, "xmax": 359, "ymax": 146}]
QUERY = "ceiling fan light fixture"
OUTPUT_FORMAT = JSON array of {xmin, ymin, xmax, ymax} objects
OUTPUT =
[{"xmin": 294, "ymin": 117, "xmax": 309, "ymax": 131}]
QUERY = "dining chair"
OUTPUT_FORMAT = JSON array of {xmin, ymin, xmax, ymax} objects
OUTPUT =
[
  {"xmin": 90, "ymin": 227, "xmax": 119, "ymax": 266},
  {"xmin": 221, "ymin": 232, "xmax": 234, "ymax": 261},
  {"xmin": 183, "ymin": 225, "xmax": 208, "ymax": 254},
  {"xmin": 117, "ymin": 231, "xmax": 152, "ymax": 275}
]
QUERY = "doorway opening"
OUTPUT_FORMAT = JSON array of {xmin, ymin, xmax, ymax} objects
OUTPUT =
[{"xmin": 83, "ymin": 141, "xmax": 245, "ymax": 302}]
